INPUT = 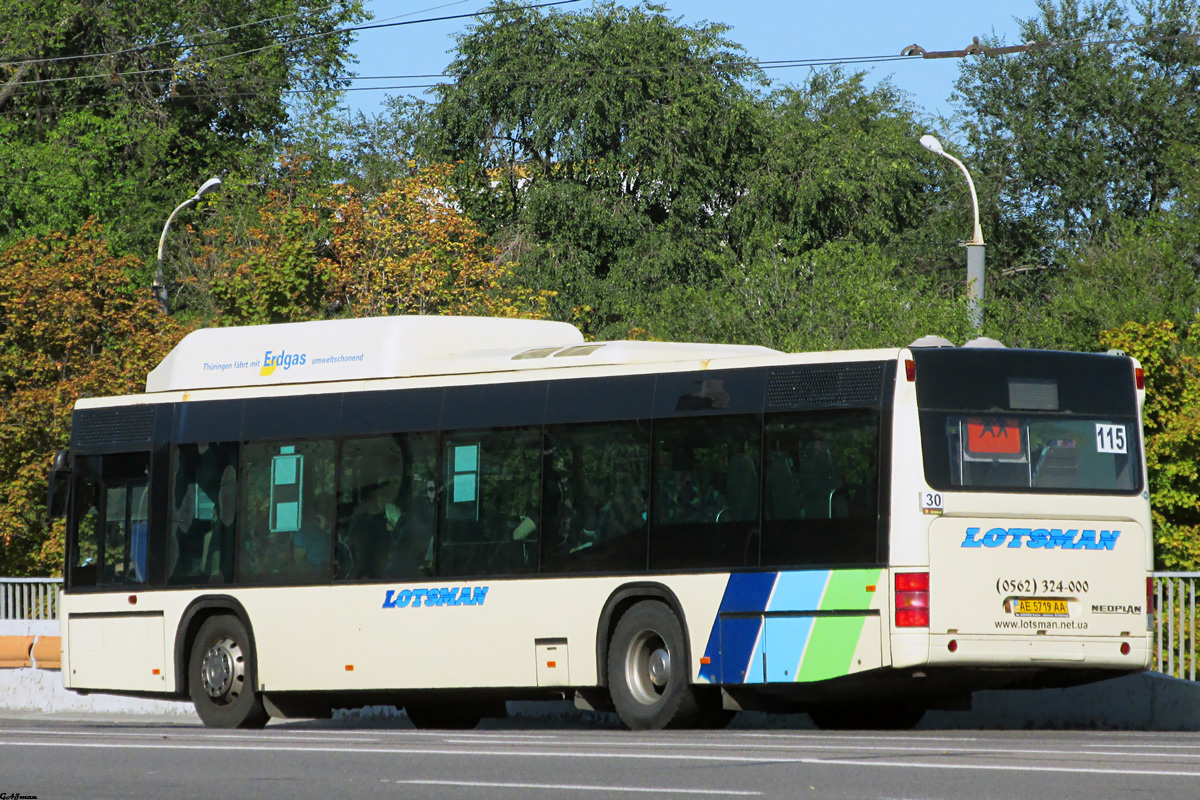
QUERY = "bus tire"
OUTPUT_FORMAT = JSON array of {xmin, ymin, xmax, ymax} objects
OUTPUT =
[
  {"xmin": 607, "ymin": 600, "xmax": 701, "ymax": 730},
  {"xmin": 405, "ymin": 702, "xmax": 482, "ymax": 730},
  {"xmin": 188, "ymin": 615, "xmax": 269, "ymax": 729},
  {"xmin": 808, "ymin": 704, "xmax": 925, "ymax": 731}
]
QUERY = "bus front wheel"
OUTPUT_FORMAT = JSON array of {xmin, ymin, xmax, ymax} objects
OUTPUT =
[
  {"xmin": 188, "ymin": 615, "xmax": 269, "ymax": 729},
  {"xmin": 607, "ymin": 600, "xmax": 701, "ymax": 730}
]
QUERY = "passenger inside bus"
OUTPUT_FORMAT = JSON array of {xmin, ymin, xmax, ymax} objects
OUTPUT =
[
  {"xmin": 292, "ymin": 492, "xmax": 333, "ymax": 574},
  {"xmin": 346, "ymin": 482, "xmax": 393, "ymax": 579}
]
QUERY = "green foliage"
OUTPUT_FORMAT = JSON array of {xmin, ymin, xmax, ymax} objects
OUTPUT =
[
  {"xmin": 0, "ymin": 0, "xmax": 366, "ymax": 256},
  {"xmin": 178, "ymin": 157, "xmax": 334, "ymax": 326},
  {"xmin": 431, "ymin": 0, "xmax": 765, "ymax": 221},
  {"xmin": 729, "ymin": 73, "xmax": 934, "ymax": 260},
  {"xmin": 171, "ymin": 159, "xmax": 550, "ymax": 326},
  {"xmin": 327, "ymin": 163, "xmax": 553, "ymax": 319},
  {"xmin": 953, "ymin": 0, "xmax": 1200, "ymax": 267},
  {"xmin": 648, "ymin": 241, "xmax": 971, "ymax": 352},
  {"xmin": 0, "ymin": 221, "xmax": 184, "ymax": 575},
  {"xmin": 1100, "ymin": 320, "xmax": 1200, "ymax": 570}
]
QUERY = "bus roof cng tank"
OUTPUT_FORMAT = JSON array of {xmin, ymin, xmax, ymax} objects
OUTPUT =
[
  {"xmin": 145, "ymin": 315, "xmax": 586, "ymax": 392},
  {"xmin": 143, "ymin": 315, "xmax": 784, "ymax": 393}
]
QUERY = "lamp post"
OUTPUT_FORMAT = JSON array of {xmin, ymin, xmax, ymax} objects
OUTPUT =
[
  {"xmin": 153, "ymin": 177, "xmax": 222, "ymax": 315},
  {"xmin": 919, "ymin": 134, "xmax": 985, "ymax": 330}
]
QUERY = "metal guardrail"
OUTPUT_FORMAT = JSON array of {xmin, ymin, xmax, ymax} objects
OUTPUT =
[
  {"xmin": 0, "ymin": 578, "xmax": 62, "ymax": 621},
  {"xmin": 1155, "ymin": 572, "xmax": 1198, "ymax": 681}
]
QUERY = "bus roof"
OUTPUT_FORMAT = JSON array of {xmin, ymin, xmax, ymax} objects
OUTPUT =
[{"xmin": 144, "ymin": 315, "xmax": 783, "ymax": 392}]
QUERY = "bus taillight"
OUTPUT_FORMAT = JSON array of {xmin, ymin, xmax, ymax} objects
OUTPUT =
[
  {"xmin": 1135, "ymin": 367, "xmax": 1145, "ymax": 390},
  {"xmin": 895, "ymin": 572, "xmax": 930, "ymax": 627}
]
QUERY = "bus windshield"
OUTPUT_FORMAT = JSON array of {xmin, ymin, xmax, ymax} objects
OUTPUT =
[{"xmin": 914, "ymin": 349, "xmax": 1142, "ymax": 494}]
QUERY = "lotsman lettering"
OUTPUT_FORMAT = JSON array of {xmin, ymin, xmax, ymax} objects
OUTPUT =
[
  {"xmin": 1006, "ymin": 527, "xmax": 1032, "ymax": 548},
  {"xmin": 1046, "ymin": 529, "xmax": 1081, "ymax": 549},
  {"xmin": 981, "ymin": 528, "xmax": 1007, "ymax": 548}
]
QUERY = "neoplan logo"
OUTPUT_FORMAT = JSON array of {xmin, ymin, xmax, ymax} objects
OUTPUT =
[{"xmin": 1091, "ymin": 604, "xmax": 1142, "ymax": 614}]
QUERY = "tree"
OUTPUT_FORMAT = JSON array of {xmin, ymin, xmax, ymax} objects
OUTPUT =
[
  {"xmin": 176, "ymin": 156, "xmax": 335, "ymax": 326},
  {"xmin": 0, "ymin": 0, "xmax": 366, "ymax": 256},
  {"xmin": 1100, "ymin": 320, "xmax": 1200, "ymax": 570},
  {"xmin": 647, "ymin": 241, "xmax": 972, "ymax": 353},
  {"xmin": 729, "ymin": 72, "xmax": 939, "ymax": 263},
  {"xmin": 172, "ymin": 160, "xmax": 551, "ymax": 325},
  {"xmin": 328, "ymin": 164, "xmax": 553, "ymax": 319},
  {"xmin": 0, "ymin": 221, "xmax": 183, "ymax": 575},
  {"xmin": 952, "ymin": 0, "xmax": 1200, "ymax": 268},
  {"xmin": 430, "ymin": 1, "xmax": 765, "ymax": 227}
]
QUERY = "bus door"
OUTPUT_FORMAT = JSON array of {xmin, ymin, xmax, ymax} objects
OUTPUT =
[{"xmin": 65, "ymin": 452, "xmax": 166, "ymax": 692}]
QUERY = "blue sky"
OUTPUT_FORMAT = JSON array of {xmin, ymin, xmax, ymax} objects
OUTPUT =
[{"xmin": 344, "ymin": 1, "xmax": 1044, "ymax": 121}]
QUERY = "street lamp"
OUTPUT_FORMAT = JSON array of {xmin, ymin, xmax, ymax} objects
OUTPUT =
[
  {"xmin": 153, "ymin": 177, "xmax": 222, "ymax": 314},
  {"xmin": 920, "ymin": 134, "xmax": 985, "ymax": 330}
]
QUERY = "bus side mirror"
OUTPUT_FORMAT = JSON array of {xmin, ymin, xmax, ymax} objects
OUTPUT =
[{"xmin": 47, "ymin": 450, "xmax": 70, "ymax": 519}]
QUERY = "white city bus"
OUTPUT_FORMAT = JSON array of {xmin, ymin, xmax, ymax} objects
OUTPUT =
[{"xmin": 49, "ymin": 316, "xmax": 1153, "ymax": 730}]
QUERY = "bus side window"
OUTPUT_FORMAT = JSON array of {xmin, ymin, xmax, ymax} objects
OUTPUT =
[
  {"xmin": 762, "ymin": 409, "xmax": 881, "ymax": 567},
  {"xmin": 439, "ymin": 428, "xmax": 540, "ymax": 577},
  {"xmin": 336, "ymin": 434, "xmax": 435, "ymax": 581},
  {"xmin": 170, "ymin": 444, "xmax": 238, "ymax": 585},
  {"xmin": 71, "ymin": 478, "xmax": 101, "ymax": 587},
  {"xmin": 239, "ymin": 441, "xmax": 334, "ymax": 583},
  {"xmin": 541, "ymin": 421, "xmax": 650, "ymax": 574},
  {"xmin": 648, "ymin": 415, "xmax": 761, "ymax": 571},
  {"xmin": 102, "ymin": 486, "xmax": 128, "ymax": 583}
]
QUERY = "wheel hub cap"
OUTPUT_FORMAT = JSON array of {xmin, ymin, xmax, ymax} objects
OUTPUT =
[
  {"xmin": 201, "ymin": 638, "xmax": 241, "ymax": 700},
  {"xmin": 648, "ymin": 648, "xmax": 671, "ymax": 687}
]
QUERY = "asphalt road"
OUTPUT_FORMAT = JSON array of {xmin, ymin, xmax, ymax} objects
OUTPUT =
[{"xmin": 1, "ymin": 716, "xmax": 1198, "ymax": 800}]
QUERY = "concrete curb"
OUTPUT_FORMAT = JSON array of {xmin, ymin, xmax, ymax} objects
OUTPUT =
[{"xmin": 0, "ymin": 668, "xmax": 197, "ymax": 717}]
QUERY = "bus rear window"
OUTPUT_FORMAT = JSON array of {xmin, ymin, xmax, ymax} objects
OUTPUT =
[
  {"xmin": 914, "ymin": 349, "xmax": 1141, "ymax": 494},
  {"xmin": 928, "ymin": 414, "xmax": 1137, "ymax": 492}
]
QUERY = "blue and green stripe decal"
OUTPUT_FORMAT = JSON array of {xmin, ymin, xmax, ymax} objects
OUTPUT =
[{"xmin": 697, "ymin": 569, "xmax": 883, "ymax": 685}]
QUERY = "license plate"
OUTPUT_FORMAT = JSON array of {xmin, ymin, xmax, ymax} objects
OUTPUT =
[{"xmin": 1012, "ymin": 598, "xmax": 1069, "ymax": 617}]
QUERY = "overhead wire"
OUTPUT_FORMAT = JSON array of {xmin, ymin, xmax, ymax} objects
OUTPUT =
[
  {"xmin": 0, "ymin": 0, "xmax": 578, "ymax": 70},
  {"xmin": 2, "ymin": 20, "xmax": 1196, "ymax": 107},
  {"xmin": 0, "ymin": 1, "xmax": 346, "ymax": 68}
]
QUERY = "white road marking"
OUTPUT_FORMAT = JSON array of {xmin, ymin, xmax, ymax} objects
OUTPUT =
[
  {"xmin": 0, "ymin": 728, "xmax": 379, "ymax": 743},
  {"xmin": 0, "ymin": 738, "xmax": 1198, "ymax": 777},
  {"xmin": 398, "ymin": 779, "xmax": 761, "ymax": 795},
  {"xmin": 414, "ymin": 734, "xmax": 1200, "ymax": 760}
]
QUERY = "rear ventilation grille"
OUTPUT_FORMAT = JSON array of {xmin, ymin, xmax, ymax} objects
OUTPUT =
[
  {"xmin": 766, "ymin": 362, "xmax": 887, "ymax": 410},
  {"xmin": 72, "ymin": 406, "xmax": 156, "ymax": 449}
]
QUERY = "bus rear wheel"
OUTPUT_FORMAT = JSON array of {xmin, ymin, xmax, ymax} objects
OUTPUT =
[
  {"xmin": 188, "ymin": 615, "xmax": 269, "ymax": 729},
  {"xmin": 607, "ymin": 600, "xmax": 701, "ymax": 730}
]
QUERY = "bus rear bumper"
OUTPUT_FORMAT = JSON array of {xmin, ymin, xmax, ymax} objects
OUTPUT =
[{"xmin": 923, "ymin": 633, "xmax": 1151, "ymax": 670}]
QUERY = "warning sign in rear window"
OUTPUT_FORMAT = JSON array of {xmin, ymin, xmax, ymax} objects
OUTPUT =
[{"xmin": 966, "ymin": 417, "xmax": 1022, "ymax": 455}]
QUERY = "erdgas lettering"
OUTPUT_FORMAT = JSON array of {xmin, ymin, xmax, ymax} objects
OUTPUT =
[
  {"xmin": 262, "ymin": 349, "xmax": 307, "ymax": 370},
  {"xmin": 961, "ymin": 527, "xmax": 1119, "ymax": 550}
]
